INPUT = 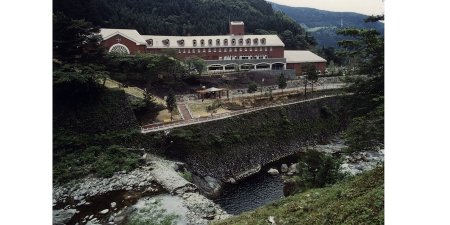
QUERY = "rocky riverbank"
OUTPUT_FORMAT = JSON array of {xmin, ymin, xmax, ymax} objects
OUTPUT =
[{"xmin": 53, "ymin": 154, "xmax": 229, "ymax": 225}]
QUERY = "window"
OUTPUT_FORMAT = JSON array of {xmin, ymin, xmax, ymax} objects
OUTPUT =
[
  {"xmin": 224, "ymin": 48, "xmax": 227, "ymax": 52},
  {"xmin": 183, "ymin": 49, "xmax": 186, "ymax": 53},
  {"xmin": 264, "ymin": 47, "xmax": 267, "ymax": 51},
  {"xmin": 178, "ymin": 49, "xmax": 181, "ymax": 53},
  {"xmin": 208, "ymin": 48, "xmax": 211, "ymax": 52},
  {"xmin": 255, "ymin": 47, "xmax": 258, "ymax": 51},
  {"xmin": 224, "ymin": 39, "xmax": 228, "ymax": 46},
  {"xmin": 246, "ymin": 38, "xmax": 251, "ymax": 45},
  {"xmin": 260, "ymin": 47, "xmax": 263, "ymax": 51},
  {"xmin": 216, "ymin": 39, "xmax": 220, "ymax": 46},
  {"xmin": 188, "ymin": 49, "xmax": 191, "ymax": 53},
  {"xmin": 239, "ymin": 38, "xmax": 243, "ymax": 45},
  {"xmin": 193, "ymin": 40, "xmax": 197, "ymax": 46},
  {"xmin": 244, "ymin": 48, "xmax": 247, "ymax": 51},
  {"xmin": 239, "ymin": 48, "xmax": 242, "ymax": 52},
  {"xmin": 203, "ymin": 48, "xmax": 206, "ymax": 53},
  {"xmin": 270, "ymin": 47, "xmax": 273, "ymax": 51},
  {"xmin": 109, "ymin": 44, "xmax": 130, "ymax": 54},
  {"xmin": 146, "ymin": 39, "xmax": 153, "ymax": 46},
  {"xmin": 218, "ymin": 48, "xmax": 222, "ymax": 52},
  {"xmin": 208, "ymin": 39, "xmax": 213, "ymax": 46},
  {"xmin": 234, "ymin": 48, "xmax": 237, "ymax": 52},
  {"xmin": 232, "ymin": 39, "xmax": 236, "ymax": 45},
  {"xmin": 197, "ymin": 49, "xmax": 201, "ymax": 53},
  {"xmin": 177, "ymin": 39, "xmax": 184, "ymax": 46},
  {"xmin": 253, "ymin": 38, "xmax": 258, "ymax": 44},
  {"xmin": 250, "ymin": 48, "xmax": 252, "ymax": 52},
  {"xmin": 213, "ymin": 48, "xmax": 216, "ymax": 52},
  {"xmin": 162, "ymin": 39, "xmax": 170, "ymax": 46},
  {"xmin": 200, "ymin": 39, "xmax": 205, "ymax": 46},
  {"xmin": 261, "ymin": 38, "xmax": 266, "ymax": 45}
]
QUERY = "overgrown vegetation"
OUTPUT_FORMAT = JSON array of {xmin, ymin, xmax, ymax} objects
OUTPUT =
[
  {"xmin": 128, "ymin": 200, "xmax": 180, "ymax": 225},
  {"xmin": 214, "ymin": 166, "xmax": 384, "ymax": 225},
  {"xmin": 54, "ymin": 0, "xmax": 317, "ymax": 50},
  {"xmin": 294, "ymin": 150, "xmax": 344, "ymax": 192},
  {"xmin": 338, "ymin": 15, "xmax": 385, "ymax": 152}
]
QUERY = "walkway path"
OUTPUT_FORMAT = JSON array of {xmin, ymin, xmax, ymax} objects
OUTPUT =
[
  {"xmin": 141, "ymin": 94, "xmax": 345, "ymax": 133},
  {"xmin": 177, "ymin": 102, "xmax": 193, "ymax": 120}
]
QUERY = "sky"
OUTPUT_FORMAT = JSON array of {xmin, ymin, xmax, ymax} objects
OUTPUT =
[{"xmin": 267, "ymin": 0, "xmax": 384, "ymax": 16}]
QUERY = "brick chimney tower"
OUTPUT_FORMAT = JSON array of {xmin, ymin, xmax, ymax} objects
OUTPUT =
[{"xmin": 229, "ymin": 21, "xmax": 245, "ymax": 35}]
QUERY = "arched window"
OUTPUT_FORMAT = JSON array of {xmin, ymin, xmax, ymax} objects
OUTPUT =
[
  {"xmin": 200, "ymin": 39, "xmax": 205, "ymax": 46},
  {"xmin": 246, "ymin": 38, "xmax": 251, "ymax": 45},
  {"xmin": 232, "ymin": 39, "xmax": 236, "ymax": 45},
  {"xmin": 193, "ymin": 40, "xmax": 197, "ymax": 46},
  {"xmin": 239, "ymin": 38, "xmax": 243, "ymax": 45},
  {"xmin": 208, "ymin": 39, "xmax": 213, "ymax": 46},
  {"xmin": 162, "ymin": 39, "xmax": 170, "ymax": 46},
  {"xmin": 253, "ymin": 38, "xmax": 259, "ymax": 44},
  {"xmin": 224, "ymin": 39, "xmax": 228, "ymax": 46},
  {"xmin": 216, "ymin": 39, "xmax": 220, "ymax": 46},
  {"xmin": 146, "ymin": 39, "xmax": 153, "ymax": 46},
  {"xmin": 109, "ymin": 44, "xmax": 130, "ymax": 54}
]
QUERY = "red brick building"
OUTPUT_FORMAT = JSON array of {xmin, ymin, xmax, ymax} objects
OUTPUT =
[{"xmin": 100, "ymin": 21, "xmax": 326, "ymax": 75}]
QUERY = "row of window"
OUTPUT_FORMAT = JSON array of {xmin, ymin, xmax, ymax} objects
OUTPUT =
[
  {"xmin": 147, "ymin": 38, "xmax": 267, "ymax": 47},
  {"xmin": 178, "ymin": 47, "xmax": 272, "ymax": 54},
  {"xmin": 220, "ymin": 55, "xmax": 268, "ymax": 60}
]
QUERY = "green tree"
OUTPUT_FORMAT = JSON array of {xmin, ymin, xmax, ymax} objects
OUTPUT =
[
  {"xmin": 337, "ymin": 15, "xmax": 384, "ymax": 152},
  {"xmin": 206, "ymin": 100, "xmax": 222, "ymax": 116},
  {"xmin": 166, "ymin": 89, "xmax": 177, "ymax": 121},
  {"xmin": 53, "ymin": 12, "xmax": 104, "ymax": 62},
  {"xmin": 305, "ymin": 63, "xmax": 319, "ymax": 92},
  {"xmin": 247, "ymin": 83, "xmax": 258, "ymax": 93},
  {"xmin": 277, "ymin": 73, "xmax": 287, "ymax": 94},
  {"xmin": 294, "ymin": 149, "xmax": 344, "ymax": 192},
  {"xmin": 185, "ymin": 56, "xmax": 206, "ymax": 76}
]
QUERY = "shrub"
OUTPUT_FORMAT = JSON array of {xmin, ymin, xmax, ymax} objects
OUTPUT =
[
  {"xmin": 295, "ymin": 149, "xmax": 344, "ymax": 192},
  {"xmin": 247, "ymin": 82, "xmax": 258, "ymax": 93}
]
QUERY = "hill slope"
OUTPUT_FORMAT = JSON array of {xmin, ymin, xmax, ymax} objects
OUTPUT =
[
  {"xmin": 215, "ymin": 166, "xmax": 384, "ymax": 225},
  {"xmin": 271, "ymin": 3, "xmax": 384, "ymax": 47},
  {"xmin": 54, "ymin": 0, "xmax": 316, "ymax": 49}
]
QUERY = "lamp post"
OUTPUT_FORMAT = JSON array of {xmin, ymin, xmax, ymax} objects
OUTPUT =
[{"xmin": 260, "ymin": 78, "xmax": 265, "ymax": 99}]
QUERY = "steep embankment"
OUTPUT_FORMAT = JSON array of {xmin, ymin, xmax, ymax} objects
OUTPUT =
[
  {"xmin": 53, "ymin": 89, "xmax": 143, "ymax": 183},
  {"xmin": 215, "ymin": 166, "xmax": 384, "ymax": 225},
  {"xmin": 152, "ymin": 95, "xmax": 349, "ymax": 196}
]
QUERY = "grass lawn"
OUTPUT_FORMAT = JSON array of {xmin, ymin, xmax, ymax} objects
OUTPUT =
[{"xmin": 187, "ymin": 100, "xmax": 232, "ymax": 118}]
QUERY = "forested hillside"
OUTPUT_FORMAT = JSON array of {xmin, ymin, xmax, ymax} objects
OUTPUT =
[
  {"xmin": 54, "ymin": 0, "xmax": 316, "ymax": 50},
  {"xmin": 271, "ymin": 3, "xmax": 384, "ymax": 48}
]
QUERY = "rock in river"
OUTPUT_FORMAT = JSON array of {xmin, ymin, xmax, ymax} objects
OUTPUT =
[
  {"xmin": 53, "ymin": 209, "xmax": 77, "ymax": 225},
  {"xmin": 280, "ymin": 164, "xmax": 288, "ymax": 173},
  {"xmin": 267, "ymin": 168, "xmax": 279, "ymax": 175}
]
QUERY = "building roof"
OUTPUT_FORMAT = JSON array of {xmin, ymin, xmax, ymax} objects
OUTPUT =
[
  {"xmin": 100, "ymin": 28, "xmax": 147, "ymax": 45},
  {"xmin": 284, "ymin": 50, "xmax": 327, "ymax": 63},
  {"xmin": 141, "ymin": 34, "xmax": 284, "ymax": 48},
  {"xmin": 230, "ymin": 21, "xmax": 244, "ymax": 25},
  {"xmin": 197, "ymin": 87, "xmax": 224, "ymax": 93}
]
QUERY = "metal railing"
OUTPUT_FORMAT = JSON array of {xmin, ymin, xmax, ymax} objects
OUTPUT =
[{"xmin": 141, "ymin": 93, "xmax": 347, "ymax": 133}]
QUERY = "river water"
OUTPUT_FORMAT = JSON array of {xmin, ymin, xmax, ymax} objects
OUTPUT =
[{"xmin": 214, "ymin": 171, "xmax": 285, "ymax": 215}]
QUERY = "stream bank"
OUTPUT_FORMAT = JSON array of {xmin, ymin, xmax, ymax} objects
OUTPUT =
[{"xmin": 53, "ymin": 154, "xmax": 229, "ymax": 225}]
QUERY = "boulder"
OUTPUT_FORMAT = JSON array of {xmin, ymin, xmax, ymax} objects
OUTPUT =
[
  {"xmin": 280, "ymin": 164, "xmax": 288, "ymax": 173},
  {"xmin": 53, "ymin": 209, "xmax": 77, "ymax": 225},
  {"xmin": 288, "ymin": 163, "xmax": 298, "ymax": 174},
  {"xmin": 192, "ymin": 175, "xmax": 223, "ymax": 198},
  {"xmin": 267, "ymin": 168, "xmax": 279, "ymax": 175}
]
